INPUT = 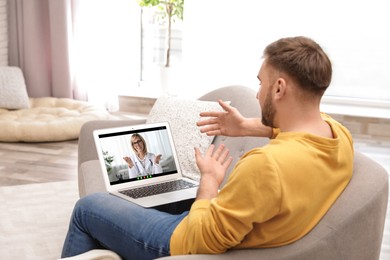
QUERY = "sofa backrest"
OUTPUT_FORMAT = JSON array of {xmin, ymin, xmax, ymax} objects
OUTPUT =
[{"xmin": 198, "ymin": 85, "xmax": 269, "ymax": 186}]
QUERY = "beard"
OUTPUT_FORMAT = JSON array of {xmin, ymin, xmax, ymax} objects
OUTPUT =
[{"xmin": 261, "ymin": 90, "xmax": 276, "ymax": 128}]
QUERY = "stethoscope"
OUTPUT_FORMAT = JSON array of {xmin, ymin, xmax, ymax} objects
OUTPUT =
[{"xmin": 134, "ymin": 158, "xmax": 154, "ymax": 176}]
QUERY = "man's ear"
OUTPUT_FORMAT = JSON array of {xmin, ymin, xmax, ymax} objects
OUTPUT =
[{"xmin": 274, "ymin": 78, "xmax": 286, "ymax": 100}]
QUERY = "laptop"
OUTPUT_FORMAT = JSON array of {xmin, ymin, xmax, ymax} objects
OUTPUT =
[{"xmin": 93, "ymin": 122, "xmax": 199, "ymax": 208}]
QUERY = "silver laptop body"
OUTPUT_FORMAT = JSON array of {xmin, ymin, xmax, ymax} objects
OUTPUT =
[{"xmin": 93, "ymin": 122, "xmax": 199, "ymax": 207}]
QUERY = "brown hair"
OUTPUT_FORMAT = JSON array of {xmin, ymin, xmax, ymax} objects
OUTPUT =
[
  {"xmin": 130, "ymin": 133, "xmax": 147, "ymax": 155},
  {"xmin": 263, "ymin": 36, "xmax": 332, "ymax": 96}
]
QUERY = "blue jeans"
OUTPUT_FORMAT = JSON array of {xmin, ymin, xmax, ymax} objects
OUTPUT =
[{"xmin": 61, "ymin": 193, "xmax": 189, "ymax": 260}]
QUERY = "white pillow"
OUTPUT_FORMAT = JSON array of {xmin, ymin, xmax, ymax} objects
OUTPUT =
[
  {"xmin": 0, "ymin": 67, "xmax": 30, "ymax": 109},
  {"xmin": 146, "ymin": 96, "xmax": 224, "ymax": 181}
]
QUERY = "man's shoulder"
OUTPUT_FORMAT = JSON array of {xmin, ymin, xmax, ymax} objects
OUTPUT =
[
  {"xmin": 239, "ymin": 147, "xmax": 278, "ymax": 167},
  {"xmin": 321, "ymin": 113, "xmax": 353, "ymax": 142}
]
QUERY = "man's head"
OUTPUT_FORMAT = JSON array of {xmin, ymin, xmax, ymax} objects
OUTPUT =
[{"xmin": 257, "ymin": 36, "xmax": 332, "ymax": 127}]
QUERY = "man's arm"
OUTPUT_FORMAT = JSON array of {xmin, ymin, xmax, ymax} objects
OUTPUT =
[{"xmin": 197, "ymin": 100, "xmax": 273, "ymax": 138}]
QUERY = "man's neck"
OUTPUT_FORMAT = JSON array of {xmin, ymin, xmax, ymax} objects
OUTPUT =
[{"xmin": 278, "ymin": 106, "xmax": 333, "ymax": 138}]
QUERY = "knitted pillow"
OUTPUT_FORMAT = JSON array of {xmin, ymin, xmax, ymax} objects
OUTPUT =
[
  {"xmin": 146, "ymin": 96, "xmax": 224, "ymax": 181},
  {"xmin": 0, "ymin": 67, "xmax": 30, "ymax": 109}
]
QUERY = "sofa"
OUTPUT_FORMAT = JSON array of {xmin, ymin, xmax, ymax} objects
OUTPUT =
[{"xmin": 76, "ymin": 85, "xmax": 388, "ymax": 260}]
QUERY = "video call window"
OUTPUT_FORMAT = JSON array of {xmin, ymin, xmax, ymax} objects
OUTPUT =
[{"xmin": 97, "ymin": 127, "xmax": 178, "ymax": 185}]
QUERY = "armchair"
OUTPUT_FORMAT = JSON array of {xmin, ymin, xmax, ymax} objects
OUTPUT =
[{"xmin": 76, "ymin": 86, "xmax": 388, "ymax": 260}]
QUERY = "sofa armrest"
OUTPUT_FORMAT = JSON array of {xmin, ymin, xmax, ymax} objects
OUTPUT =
[{"xmin": 79, "ymin": 160, "xmax": 106, "ymax": 197}]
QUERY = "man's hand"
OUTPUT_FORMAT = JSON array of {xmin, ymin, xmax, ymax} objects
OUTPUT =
[
  {"xmin": 195, "ymin": 144, "xmax": 233, "ymax": 200},
  {"xmin": 197, "ymin": 100, "xmax": 273, "ymax": 138},
  {"xmin": 197, "ymin": 100, "xmax": 246, "ymax": 137}
]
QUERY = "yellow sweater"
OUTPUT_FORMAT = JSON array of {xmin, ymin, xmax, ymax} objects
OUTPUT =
[{"xmin": 170, "ymin": 115, "xmax": 354, "ymax": 255}]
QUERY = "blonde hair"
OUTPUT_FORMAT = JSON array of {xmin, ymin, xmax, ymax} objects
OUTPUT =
[{"xmin": 130, "ymin": 133, "xmax": 147, "ymax": 156}]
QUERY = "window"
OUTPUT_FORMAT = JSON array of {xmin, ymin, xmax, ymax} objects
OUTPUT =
[
  {"xmin": 76, "ymin": 0, "xmax": 389, "ymax": 118},
  {"xmin": 74, "ymin": 0, "xmax": 183, "ymax": 101},
  {"xmin": 74, "ymin": 0, "xmax": 141, "ymax": 106},
  {"xmin": 141, "ymin": 7, "xmax": 183, "ymax": 75},
  {"xmin": 139, "ymin": 5, "xmax": 183, "ymax": 88}
]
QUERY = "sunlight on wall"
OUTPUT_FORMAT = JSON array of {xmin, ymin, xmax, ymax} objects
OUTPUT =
[
  {"xmin": 181, "ymin": 0, "xmax": 390, "ymax": 102},
  {"xmin": 71, "ymin": 0, "xmax": 389, "ymax": 110}
]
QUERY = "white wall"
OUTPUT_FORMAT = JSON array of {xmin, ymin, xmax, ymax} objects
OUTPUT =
[{"xmin": 178, "ymin": 0, "xmax": 390, "ymax": 101}]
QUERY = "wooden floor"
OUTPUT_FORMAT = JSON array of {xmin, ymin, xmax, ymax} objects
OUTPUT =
[{"xmin": 0, "ymin": 140, "xmax": 78, "ymax": 186}]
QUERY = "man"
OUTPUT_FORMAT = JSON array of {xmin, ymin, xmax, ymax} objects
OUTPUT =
[{"xmin": 61, "ymin": 36, "xmax": 353, "ymax": 259}]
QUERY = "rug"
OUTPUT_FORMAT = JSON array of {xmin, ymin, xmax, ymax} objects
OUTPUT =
[{"xmin": 0, "ymin": 181, "xmax": 79, "ymax": 259}]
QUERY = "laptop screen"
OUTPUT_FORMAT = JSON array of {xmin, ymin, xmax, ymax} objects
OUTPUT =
[{"xmin": 96, "ymin": 125, "xmax": 179, "ymax": 186}]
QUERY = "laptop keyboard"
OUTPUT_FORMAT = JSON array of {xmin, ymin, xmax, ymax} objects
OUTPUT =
[{"xmin": 119, "ymin": 179, "xmax": 198, "ymax": 199}]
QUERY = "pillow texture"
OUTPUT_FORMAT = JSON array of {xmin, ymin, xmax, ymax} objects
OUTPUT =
[
  {"xmin": 0, "ymin": 66, "xmax": 30, "ymax": 109},
  {"xmin": 146, "ymin": 96, "xmax": 224, "ymax": 181}
]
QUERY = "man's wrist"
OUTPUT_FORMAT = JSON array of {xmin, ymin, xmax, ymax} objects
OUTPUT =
[
  {"xmin": 242, "ymin": 118, "xmax": 272, "ymax": 138},
  {"xmin": 196, "ymin": 176, "xmax": 220, "ymax": 200}
]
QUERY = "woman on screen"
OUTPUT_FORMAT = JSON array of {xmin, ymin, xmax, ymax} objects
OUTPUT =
[{"xmin": 123, "ymin": 133, "xmax": 163, "ymax": 179}]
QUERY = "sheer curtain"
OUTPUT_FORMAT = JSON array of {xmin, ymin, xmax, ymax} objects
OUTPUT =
[
  {"xmin": 7, "ymin": 0, "xmax": 140, "ymax": 109},
  {"xmin": 0, "ymin": 0, "xmax": 7, "ymax": 66},
  {"xmin": 7, "ymin": 0, "xmax": 85, "ymax": 99}
]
